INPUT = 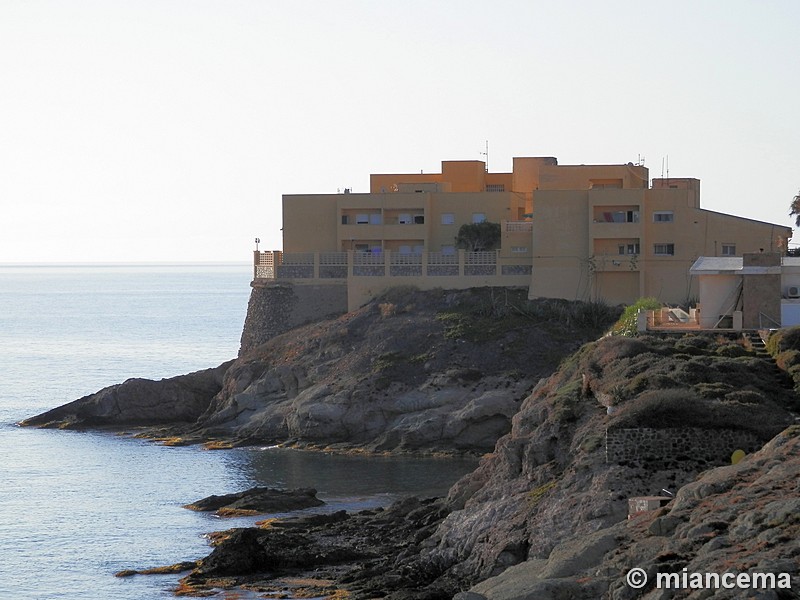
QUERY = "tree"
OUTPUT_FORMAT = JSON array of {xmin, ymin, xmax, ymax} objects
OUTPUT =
[
  {"xmin": 790, "ymin": 189, "xmax": 800, "ymax": 227},
  {"xmin": 455, "ymin": 221, "xmax": 501, "ymax": 252}
]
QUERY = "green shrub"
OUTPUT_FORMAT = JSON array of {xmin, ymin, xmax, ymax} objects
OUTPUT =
[
  {"xmin": 612, "ymin": 297, "xmax": 662, "ymax": 336},
  {"xmin": 776, "ymin": 349, "xmax": 800, "ymax": 371},
  {"xmin": 715, "ymin": 344, "xmax": 750, "ymax": 358},
  {"xmin": 674, "ymin": 336, "xmax": 714, "ymax": 355},
  {"xmin": 766, "ymin": 326, "xmax": 800, "ymax": 356}
]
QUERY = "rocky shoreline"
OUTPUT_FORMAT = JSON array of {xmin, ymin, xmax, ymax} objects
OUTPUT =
[
  {"xmin": 20, "ymin": 290, "xmax": 800, "ymax": 598},
  {"xmin": 176, "ymin": 495, "xmax": 456, "ymax": 598},
  {"xmin": 20, "ymin": 289, "xmax": 617, "ymax": 456}
]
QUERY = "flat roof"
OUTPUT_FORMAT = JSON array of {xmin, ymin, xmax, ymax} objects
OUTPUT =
[{"xmin": 691, "ymin": 256, "xmax": 800, "ymax": 275}]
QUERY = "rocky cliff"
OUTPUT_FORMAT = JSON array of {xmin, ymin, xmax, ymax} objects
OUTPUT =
[
  {"xmin": 21, "ymin": 287, "xmax": 618, "ymax": 454},
  {"xmin": 166, "ymin": 333, "xmax": 799, "ymax": 598}
]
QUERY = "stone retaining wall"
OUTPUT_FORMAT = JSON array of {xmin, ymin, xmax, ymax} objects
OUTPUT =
[
  {"xmin": 239, "ymin": 281, "xmax": 348, "ymax": 355},
  {"xmin": 606, "ymin": 427, "xmax": 762, "ymax": 469}
]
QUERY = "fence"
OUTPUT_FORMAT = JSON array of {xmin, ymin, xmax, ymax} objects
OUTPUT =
[{"xmin": 253, "ymin": 250, "xmax": 531, "ymax": 280}]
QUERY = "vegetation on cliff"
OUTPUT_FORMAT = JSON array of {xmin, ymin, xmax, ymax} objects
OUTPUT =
[{"xmin": 169, "ymin": 331, "xmax": 798, "ymax": 598}]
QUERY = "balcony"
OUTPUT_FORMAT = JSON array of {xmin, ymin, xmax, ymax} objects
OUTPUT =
[{"xmin": 339, "ymin": 222, "xmax": 427, "ymax": 242}]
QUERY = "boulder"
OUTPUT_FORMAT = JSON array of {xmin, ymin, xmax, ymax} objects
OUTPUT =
[{"xmin": 183, "ymin": 487, "xmax": 324, "ymax": 515}]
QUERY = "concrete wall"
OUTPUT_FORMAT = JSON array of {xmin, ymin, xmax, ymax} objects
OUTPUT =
[{"xmin": 239, "ymin": 280, "xmax": 347, "ymax": 355}]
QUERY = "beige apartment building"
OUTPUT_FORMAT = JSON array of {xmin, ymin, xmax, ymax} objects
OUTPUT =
[{"xmin": 265, "ymin": 156, "xmax": 791, "ymax": 308}]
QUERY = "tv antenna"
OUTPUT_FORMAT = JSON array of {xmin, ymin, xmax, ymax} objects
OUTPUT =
[{"xmin": 480, "ymin": 140, "xmax": 489, "ymax": 171}]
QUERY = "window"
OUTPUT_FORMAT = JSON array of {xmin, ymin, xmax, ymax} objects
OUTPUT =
[
  {"xmin": 341, "ymin": 215, "xmax": 349, "ymax": 225},
  {"xmin": 721, "ymin": 244, "xmax": 736, "ymax": 256},
  {"xmin": 511, "ymin": 246, "xmax": 529, "ymax": 253},
  {"xmin": 472, "ymin": 212, "xmax": 486, "ymax": 223},
  {"xmin": 486, "ymin": 184, "xmax": 505, "ymax": 192},
  {"xmin": 619, "ymin": 244, "xmax": 640, "ymax": 255},
  {"xmin": 413, "ymin": 214, "xmax": 424, "ymax": 224},
  {"xmin": 355, "ymin": 244, "xmax": 369, "ymax": 252},
  {"xmin": 369, "ymin": 213, "xmax": 382, "ymax": 225},
  {"xmin": 441, "ymin": 245, "xmax": 455, "ymax": 255},
  {"xmin": 654, "ymin": 243, "xmax": 675, "ymax": 256},
  {"xmin": 441, "ymin": 213, "xmax": 455, "ymax": 225},
  {"xmin": 653, "ymin": 211, "xmax": 674, "ymax": 223},
  {"xmin": 356, "ymin": 214, "xmax": 369, "ymax": 224},
  {"xmin": 398, "ymin": 214, "xmax": 413, "ymax": 224}
]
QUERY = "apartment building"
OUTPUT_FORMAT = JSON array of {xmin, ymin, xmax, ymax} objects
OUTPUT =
[
  {"xmin": 530, "ymin": 177, "xmax": 791, "ymax": 305},
  {"xmin": 271, "ymin": 156, "xmax": 791, "ymax": 308}
]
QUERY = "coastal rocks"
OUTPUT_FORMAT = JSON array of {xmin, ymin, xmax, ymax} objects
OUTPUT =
[
  {"xmin": 21, "ymin": 289, "xmax": 619, "ymax": 455},
  {"xmin": 464, "ymin": 425, "xmax": 800, "ymax": 599},
  {"xmin": 177, "ymin": 289, "xmax": 616, "ymax": 454},
  {"xmin": 179, "ymin": 496, "xmax": 454, "ymax": 598},
  {"xmin": 19, "ymin": 362, "xmax": 232, "ymax": 429},
  {"xmin": 183, "ymin": 487, "xmax": 324, "ymax": 516}
]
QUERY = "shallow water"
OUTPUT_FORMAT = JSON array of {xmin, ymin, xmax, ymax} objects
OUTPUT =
[{"xmin": 0, "ymin": 265, "xmax": 477, "ymax": 599}]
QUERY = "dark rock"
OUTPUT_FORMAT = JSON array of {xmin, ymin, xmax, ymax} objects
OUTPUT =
[
  {"xmin": 19, "ymin": 362, "xmax": 232, "ymax": 429},
  {"xmin": 183, "ymin": 487, "xmax": 324, "ymax": 515}
]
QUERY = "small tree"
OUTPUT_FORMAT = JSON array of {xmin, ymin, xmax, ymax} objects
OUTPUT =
[
  {"xmin": 455, "ymin": 221, "xmax": 501, "ymax": 252},
  {"xmin": 789, "ymin": 189, "xmax": 800, "ymax": 227}
]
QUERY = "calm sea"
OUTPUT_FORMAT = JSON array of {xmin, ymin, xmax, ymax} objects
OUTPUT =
[{"xmin": 0, "ymin": 264, "xmax": 477, "ymax": 599}]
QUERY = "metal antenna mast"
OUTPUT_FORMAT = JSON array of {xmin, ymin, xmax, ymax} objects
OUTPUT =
[{"xmin": 480, "ymin": 140, "xmax": 489, "ymax": 171}]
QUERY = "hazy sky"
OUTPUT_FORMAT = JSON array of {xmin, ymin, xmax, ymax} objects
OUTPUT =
[{"xmin": 2, "ymin": 0, "xmax": 798, "ymax": 263}]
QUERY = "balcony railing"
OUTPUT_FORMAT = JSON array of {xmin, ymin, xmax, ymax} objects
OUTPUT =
[
  {"xmin": 505, "ymin": 221, "xmax": 533, "ymax": 232},
  {"xmin": 253, "ymin": 249, "xmax": 532, "ymax": 280}
]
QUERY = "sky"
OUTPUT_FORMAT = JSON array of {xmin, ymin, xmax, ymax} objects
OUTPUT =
[{"xmin": 1, "ymin": 0, "xmax": 799, "ymax": 263}]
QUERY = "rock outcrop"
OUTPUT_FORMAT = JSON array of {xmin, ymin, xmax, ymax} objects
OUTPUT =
[
  {"xmin": 161, "ymin": 334, "xmax": 799, "ymax": 598},
  {"xmin": 21, "ymin": 288, "xmax": 619, "ymax": 454},
  {"xmin": 19, "ymin": 361, "xmax": 232, "ymax": 429},
  {"xmin": 465, "ymin": 425, "xmax": 800, "ymax": 599},
  {"xmin": 183, "ymin": 487, "xmax": 324, "ymax": 516}
]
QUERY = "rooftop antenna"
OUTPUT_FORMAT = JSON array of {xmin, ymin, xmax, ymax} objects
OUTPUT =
[{"xmin": 480, "ymin": 140, "xmax": 489, "ymax": 172}]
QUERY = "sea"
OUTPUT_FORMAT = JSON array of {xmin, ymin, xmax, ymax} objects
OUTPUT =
[{"xmin": 0, "ymin": 264, "xmax": 478, "ymax": 600}]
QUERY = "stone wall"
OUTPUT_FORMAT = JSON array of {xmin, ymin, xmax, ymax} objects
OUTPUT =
[
  {"xmin": 239, "ymin": 280, "xmax": 348, "ymax": 355},
  {"xmin": 605, "ymin": 427, "xmax": 762, "ymax": 470}
]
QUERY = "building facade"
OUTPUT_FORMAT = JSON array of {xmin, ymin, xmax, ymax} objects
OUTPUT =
[{"xmin": 263, "ymin": 156, "xmax": 791, "ymax": 309}]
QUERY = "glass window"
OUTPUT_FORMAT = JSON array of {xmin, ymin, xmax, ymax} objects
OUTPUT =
[
  {"xmin": 472, "ymin": 213, "xmax": 486, "ymax": 224},
  {"xmin": 721, "ymin": 244, "xmax": 736, "ymax": 256},
  {"xmin": 441, "ymin": 245, "xmax": 455, "ymax": 255},
  {"xmin": 653, "ymin": 211, "xmax": 674, "ymax": 223},
  {"xmin": 441, "ymin": 213, "xmax": 455, "ymax": 225},
  {"xmin": 654, "ymin": 243, "xmax": 675, "ymax": 255},
  {"xmin": 356, "ymin": 214, "xmax": 369, "ymax": 224},
  {"xmin": 398, "ymin": 214, "xmax": 412, "ymax": 224},
  {"xmin": 369, "ymin": 213, "xmax": 382, "ymax": 225}
]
